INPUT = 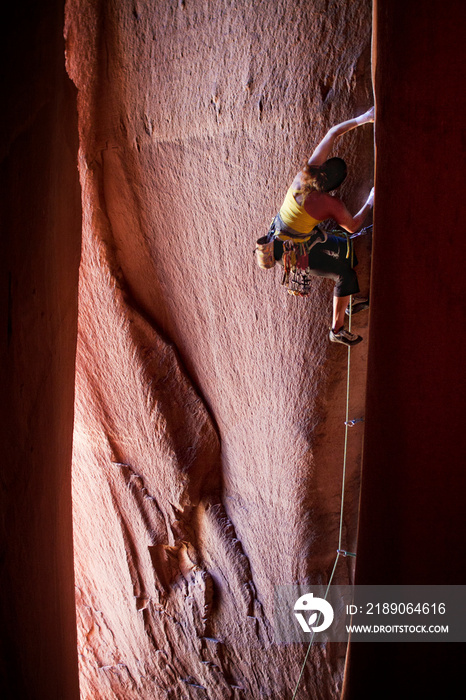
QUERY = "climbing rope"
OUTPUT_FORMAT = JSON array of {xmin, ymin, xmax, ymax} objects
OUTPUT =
[{"xmin": 291, "ymin": 277, "xmax": 363, "ymax": 698}]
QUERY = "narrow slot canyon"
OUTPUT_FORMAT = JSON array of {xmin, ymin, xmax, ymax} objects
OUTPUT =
[{"xmin": 1, "ymin": 2, "xmax": 465, "ymax": 699}]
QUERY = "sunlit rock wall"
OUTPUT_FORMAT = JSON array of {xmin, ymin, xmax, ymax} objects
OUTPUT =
[{"xmin": 65, "ymin": 1, "xmax": 373, "ymax": 697}]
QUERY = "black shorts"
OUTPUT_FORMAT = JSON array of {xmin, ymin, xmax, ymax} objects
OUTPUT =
[
  {"xmin": 274, "ymin": 233, "xmax": 360, "ymax": 297},
  {"xmin": 307, "ymin": 234, "xmax": 360, "ymax": 297}
]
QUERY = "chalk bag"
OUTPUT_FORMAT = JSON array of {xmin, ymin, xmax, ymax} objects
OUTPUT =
[{"xmin": 255, "ymin": 236, "xmax": 276, "ymax": 269}]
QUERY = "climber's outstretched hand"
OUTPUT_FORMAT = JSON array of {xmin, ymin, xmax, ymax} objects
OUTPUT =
[{"xmin": 358, "ymin": 106, "xmax": 375, "ymax": 124}]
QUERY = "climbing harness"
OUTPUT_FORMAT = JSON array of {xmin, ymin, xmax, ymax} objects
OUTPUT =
[
  {"xmin": 279, "ymin": 227, "xmax": 329, "ymax": 297},
  {"xmin": 332, "ymin": 223, "xmax": 373, "ymax": 257},
  {"xmin": 291, "ymin": 249, "xmax": 364, "ymax": 699},
  {"xmin": 255, "ymin": 216, "xmax": 334, "ymax": 297},
  {"xmin": 256, "ymin": 220, "xmax": 370, "ymax": 299},
  {"xmin": 282, "ymin": 239, "xmax": 311, "ymax": 291}
]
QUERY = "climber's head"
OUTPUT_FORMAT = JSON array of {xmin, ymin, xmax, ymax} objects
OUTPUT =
[
  {"xmin": 320, "ymin": 157, "xmax": 347, "ymax": 191},
  {"xmin": 299, "ymin": 157, "xmax": 347, "ymax": 200}
]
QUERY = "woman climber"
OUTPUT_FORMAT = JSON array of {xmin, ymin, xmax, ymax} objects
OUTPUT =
[{"xmin": 268, "ymin": 107, "xmax": 375, "ymax": 347}]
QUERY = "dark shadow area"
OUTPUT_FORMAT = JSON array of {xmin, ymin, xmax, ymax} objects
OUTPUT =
[
  {"xmin": 0, "ymin": 1, "xmax": 81, "ymax": 697},
  {"xmin": 343, "ymin": 1, "xmax": 466, "ymax": 697}
]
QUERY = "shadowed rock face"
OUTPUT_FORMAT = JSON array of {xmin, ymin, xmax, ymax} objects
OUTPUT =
[
  {"xmin": 342, "ymin": 1, "xmax": 466, "ymax": 698},
  {"xmin": 65, "ymin": 0, "xmax": 373, "ymax": 697},
  {"xmin": 0, "ymin": 1, "xmax": 81, "ymax": 698}
]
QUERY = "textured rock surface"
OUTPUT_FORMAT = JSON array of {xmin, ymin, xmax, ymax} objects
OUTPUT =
[
  {"xmin": 0, "ymin": 1, "xmax": 81, "ymax": 698},
  {"xmin": 3, "ymin": 2, "xmax": 465, "ymax": 698},
  {"xmin": 65, "ymin": 0, "xmax": 373, "ymax": 697}
]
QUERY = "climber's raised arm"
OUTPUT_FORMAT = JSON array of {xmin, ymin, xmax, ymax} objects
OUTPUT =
[{"xmin": 308, "ymin": 107, "xmax": 375, "ymax": 166}]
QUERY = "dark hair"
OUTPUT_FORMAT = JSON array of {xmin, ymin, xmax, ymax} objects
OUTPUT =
[
  {"xmin": 296, "ymin": 157, "xmax": 348, "ymax": 200},
  {"xmin": 320, "ymin": 157, "xmax": 347, "ymax": 191}
]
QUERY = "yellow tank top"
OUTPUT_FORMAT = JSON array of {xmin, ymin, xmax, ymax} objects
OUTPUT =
[{"xmin": 279, "ymin": 186, "xmax": 321, "ymax": 239}]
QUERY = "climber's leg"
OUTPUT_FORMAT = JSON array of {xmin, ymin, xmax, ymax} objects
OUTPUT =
[
  {"xmin": 307, "ymin": 236, "xmax": 363, "ymax": 346},
  {"xmin": 332, "ymin": 294, "xmax": 350, "ymax": 332}
]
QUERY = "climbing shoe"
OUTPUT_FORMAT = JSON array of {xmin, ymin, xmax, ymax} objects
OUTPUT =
[
  {"xmin": 329, "ymin": 327, "xmax": 363, "ymax": 347},
  {"xmin": 345, "ymin": 296, "xmax": 369, "ymax": 316}
]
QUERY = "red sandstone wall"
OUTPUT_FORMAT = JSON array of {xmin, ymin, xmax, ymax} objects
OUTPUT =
[
  {"xmin": 0, "ymin": 1, "xmax": 81, "ymax": 698},
  {"xmin": 65, "ymin": 0, "xmax": 373, "ymax": 697},
  {"xmin": 3, "ymin": 2, "xmax": 465, "ymax": 697}
]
